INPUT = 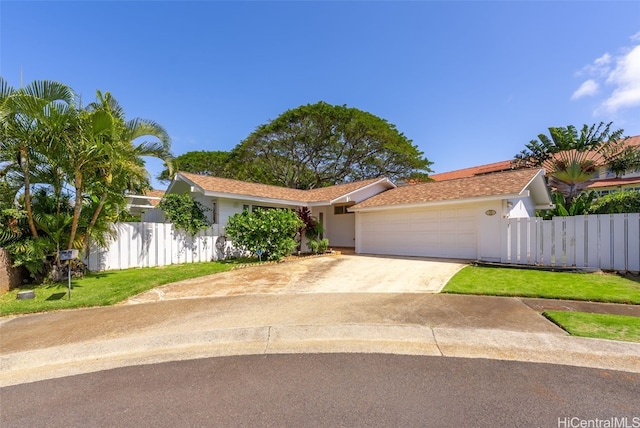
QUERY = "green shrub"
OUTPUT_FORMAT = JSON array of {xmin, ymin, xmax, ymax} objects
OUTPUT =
[
  {"xmin": 307, "ymin": 238, "xmax": 329, "ymax": 254},
  {"xmin": 158, "ymin": 194, "xmax": 210, "ymax": 235},
  {"xmin": 225, "ymin": 208, "xmax": 303, "ymax": 261},
  {"xmin": 589, "ymin": 190, "xmax": 640, "ymax": 214}
]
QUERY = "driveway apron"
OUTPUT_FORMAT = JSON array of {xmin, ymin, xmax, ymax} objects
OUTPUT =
[{"xmin": 125, "ymin": 254, "xmax": 468, "ymax": 304}]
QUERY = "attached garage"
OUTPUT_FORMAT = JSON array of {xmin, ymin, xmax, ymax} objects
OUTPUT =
[
  {"xmin": 351, "ymin": 169, "xmax": 553, "ymax": 261},
  {"xmin": 358, "ymin": 206, "xmax": 478, "ymax": 259}
]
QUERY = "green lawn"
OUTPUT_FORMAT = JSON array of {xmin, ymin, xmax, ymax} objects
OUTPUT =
[
  {"xmin": 544, "ymin": 311, "xmax": 640, "ymax": 343},
  {"xmin": 443, "ymin": 266, "xmax": 640, "ymax": 304},
  {"xmin": 0, "ymin": 259, "xmax": 256, "ymax": 316}
]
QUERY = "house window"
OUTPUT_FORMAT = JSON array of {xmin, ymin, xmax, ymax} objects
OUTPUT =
[
  {"xmin": 334, "ymin": 203, "xmax": 355, "ymax": 215},
  {"xmin": 211, "ymin": 200, "xmax": 217, "ymax": 224},
  {"xmin": 243, "ymin": 204, "xmax": 250, "ymax": 212}
]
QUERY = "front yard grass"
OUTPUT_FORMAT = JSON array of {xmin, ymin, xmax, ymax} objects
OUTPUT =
[
  {"xmin": 0, "ymin": 259, "xmax": 257, "ymax": 316},
  {"xmin": 443, "ymin": 266, "xmax": 640, "ymax": 304},
  {"xmin": 543, "ymin": 311, "xmax": 640, "ymax": 343}
]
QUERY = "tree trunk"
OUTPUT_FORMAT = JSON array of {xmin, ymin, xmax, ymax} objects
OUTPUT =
[
  {"xmin": 20, "ymin": 147, "xmax": 38, "ymax": 238},
  {"xmin": 84, "ymin": 192, "xmax": 107, "ymax": 253}
]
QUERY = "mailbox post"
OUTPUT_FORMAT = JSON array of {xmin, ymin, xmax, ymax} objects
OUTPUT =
[{"xmin": 59, "ymin": 249, "xmax": 79, "ymax": 300}]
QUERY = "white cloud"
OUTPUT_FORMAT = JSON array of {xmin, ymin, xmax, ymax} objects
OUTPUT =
[
  {"xmin": 599, "ymin": 45, "xmax": 640, "ymax": 113},
  {"xmin": 576, "ymin": 53, "xmax": 611, "ymax": 78},
  {"xmin": 571, "ymin": 79, "xmax": 599, "ymax": 99},
  {"xmin": 573, "ymin": 34, "xmax": 640, "ymax": 114},
  {"xmin": 594, "ymin": 53, "xmax": 612, "ymax": 67}
]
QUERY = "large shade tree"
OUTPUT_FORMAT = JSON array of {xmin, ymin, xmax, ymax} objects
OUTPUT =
[
  {"xmin": 514, "ymin": 122, "xmax": 627, "ymax": 209},
  {"xmin": 231, "ymin": 101, "xmax": 432, "ymax": 189},
  {"xmin": 157, "ymin": 150, "xmax": 231, "ymax": 183}
]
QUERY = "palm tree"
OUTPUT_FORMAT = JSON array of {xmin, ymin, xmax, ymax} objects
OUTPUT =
[
  {"xmin": 66, "ymin": 91, "xmax": 173, "ymax": 249},
  {"xmin": 0, "ymin": 78, "xmax": 75, "ymax": 238},
  {"xmin": 514, "ymin": 122, "xmax": 626, "ymax": 210}
]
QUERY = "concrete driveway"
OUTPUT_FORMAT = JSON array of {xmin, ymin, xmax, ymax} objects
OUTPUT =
[{"xmin": 125, "ymin": 254, "xmax": 468, "ymax": 304}]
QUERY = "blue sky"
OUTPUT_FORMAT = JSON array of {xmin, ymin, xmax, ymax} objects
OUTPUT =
[{"xmin": 2, "ymin": 1, "xmax": 639, "ymax": 190}]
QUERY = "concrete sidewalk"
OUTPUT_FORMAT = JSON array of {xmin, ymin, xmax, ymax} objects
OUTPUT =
[{"xmin": 1, "ymin": 293, "xmax": 639, "ymax": 387}]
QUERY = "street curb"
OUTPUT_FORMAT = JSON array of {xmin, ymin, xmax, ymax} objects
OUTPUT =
[{"xmin": 2, "ymin": 324, "xmax": 639, "ymax": 387}]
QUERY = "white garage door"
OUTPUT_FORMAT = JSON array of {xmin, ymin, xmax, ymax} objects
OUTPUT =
[{"xmin": 358, "ymin": 206, "xmax": 478, "ymax": 259}]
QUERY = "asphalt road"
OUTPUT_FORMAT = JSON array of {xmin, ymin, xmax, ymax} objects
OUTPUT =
[{"xmin": 2, "ymin": 354, "xmax": 638, "ymax": 428}]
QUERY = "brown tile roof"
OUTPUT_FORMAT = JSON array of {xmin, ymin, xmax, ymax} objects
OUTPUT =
[
  {"xmin": 144, "ymin": 190, "xmax": 165, "ymax": 207},
  {"xmin": 587, "ymin": 176, "xmax": 640, "ymax": 189},
  {"xmin": 430, "ymin": 160, "xmax": 516, "ymax": 181},
  {"xmin": 178, "ymin": 172, "xmax": 390, "ymax": 203},
  {"xmin": 351, "ymin": 168, "xmax": 543, "ymax": 210}
]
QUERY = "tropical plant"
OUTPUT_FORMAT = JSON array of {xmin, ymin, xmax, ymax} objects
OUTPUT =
[
  {"xmin": 294, "ymin": 206, "xmax": 318, "ymax": 251},
  {"xmin": 158, "ymin": 193, "xmax": 210, "ymax": 236},
  {"xmin": 224, "ymin": 208, "xmax": 304, "ymax": 261},
  {"xmin": 307, "ymin": 237, "xmax": 329, "ymax": 254},
  {"xmin": 79, "ymin": 91, "xmax": 172, "ymax": 250},
  {"xmin": 588, "ymin": 191, "xmax": 640, "ymax": 214},
  {"xmin": 606, "ymin": 146, "xmax": 640, "ymax": 178},
  {"xmin": 514, "ymin": 122, "xmax": 626, "ymax": 209},
  {"xmin": 539, "ymin": 191, "xmax": 596, "ymax": 219},
  {"xmin": 0, "ymin": 79, "xmax": 173, "ymax": 282},
  {"xmin": 0, "ymin": 78, "xmax": 76, "ymax": 238}
]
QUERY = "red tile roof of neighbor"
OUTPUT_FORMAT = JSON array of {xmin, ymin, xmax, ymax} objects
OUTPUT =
[
  {"xmin": 178, "ymin": 172, "xmax": 391, "ymax": 203},
  {"xmin": 352, "ymin": 168, "xmax": 544, "ymax": 210},
  {"xmin": 429, "ymin": 135, "xmax": 640, "ymax": 182},
  {"xmin": 430, "ymin": 160, "xmax": 516, "ymax": 181},
  {"xmin": 587, "ymin": 177, "xmax": 640, "ymax": 189}
]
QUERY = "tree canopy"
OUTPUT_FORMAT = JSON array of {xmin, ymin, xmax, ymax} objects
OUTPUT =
[
  {"xmin": 230, "ymin": 101, "xmax": 432, "ymax": 189},
  {"xmin": 158, "ymin": 150, "xmax": 232, "ymax": 183}
]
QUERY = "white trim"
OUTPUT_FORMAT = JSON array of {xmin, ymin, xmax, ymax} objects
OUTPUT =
[
  {"xmin": 327, "ymin": 178, "xmax": 396, "ymax": 204},
  {"xmin": 127, "ymin": 204, "xmax": 156, "ymax": 209},
  {"xmin": 127, "ymin": 195, "xmax": 163, "ymax": 201},
  {"xmin": 350, "ymin": 193, "xmax": 525, "ymax": 213},
  {"xmin": 201, "ymin": 191, "xmax": 304, "ymax": 207}
]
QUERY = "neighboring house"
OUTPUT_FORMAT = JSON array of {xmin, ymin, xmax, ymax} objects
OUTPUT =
[
  {"xmin": 350, "ymin": 168, "xmax": 551, "ymax": 261},
  {"xmin": 430, "ymin": 135, "xmax": 640, "ymax": 196},
  {"xmin": 125, "ymin": 190, "xmax": 165, "ymax": 216},
  {"xmin": 587, "ymin": 135, "xmax": 640, "ymax": 195},
  {"xmin": 144, "ymin": 169, "xmax": 549, "ymax": 262}
]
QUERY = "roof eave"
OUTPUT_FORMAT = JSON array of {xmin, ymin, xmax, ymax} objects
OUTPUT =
[
  {"xmin": 200, "ymin": 190, "xmax": 306, "ymax": 206},
  {"xmin": 327, "ymin": 177, "xmax": 396, "ymax": 204},
  {"xmin": 522, "ymin": 169, "xmax": 553, "ymax": 206},
  {"xmin": 351, "ymin": 193, "xmax": 525, "ymax": 213}
]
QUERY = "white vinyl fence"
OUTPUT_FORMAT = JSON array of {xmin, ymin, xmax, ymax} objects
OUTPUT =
[
  {"xmin": 502, "ymin": 213, "xmax": 640, "ymax": 272},
  {"xmin": 84, "ymin": 223, "xmax": 233, "ymax": 271}
]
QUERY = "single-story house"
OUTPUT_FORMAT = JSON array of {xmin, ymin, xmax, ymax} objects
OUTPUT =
[
  {"xmin": 144, "ymin": 172, "xmax": 396, "ymax": 248},
  {"xmin": 144, "ymin": 168, "xmax": 551, "ymax": 261}
]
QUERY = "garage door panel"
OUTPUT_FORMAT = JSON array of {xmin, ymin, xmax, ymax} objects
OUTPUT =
[{"xmin": 359, "ymin": 207, "xmax": 478, "ymax": 259}]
